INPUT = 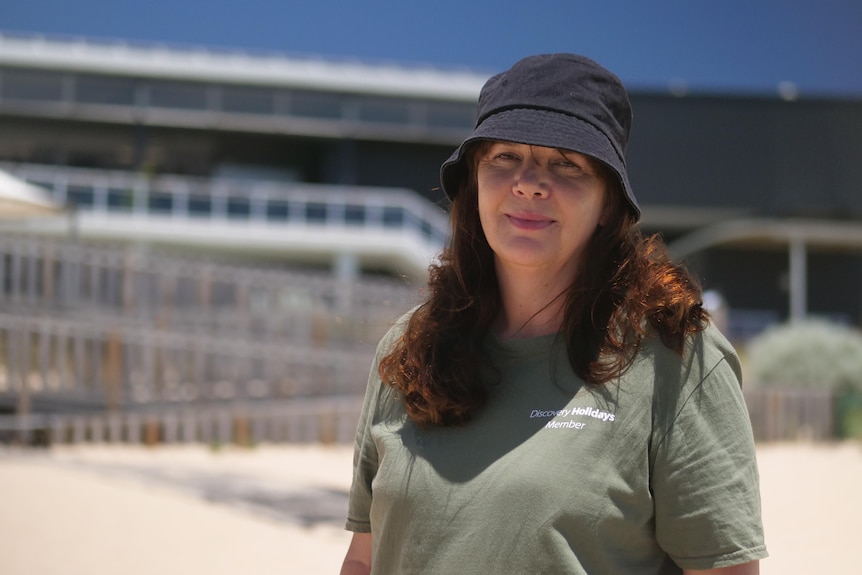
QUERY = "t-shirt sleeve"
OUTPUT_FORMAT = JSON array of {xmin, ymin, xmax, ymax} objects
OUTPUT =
[
  {"xmin": 345, "ymin": 346, "xmax": 387, "ymax": 532},
  {"xmin": 344, "ymin": 316, "xmax": 408, "ymax": 533},
  {"xmin": 650, "ymin": 337, "xmax": 768, "ymax": 570}
]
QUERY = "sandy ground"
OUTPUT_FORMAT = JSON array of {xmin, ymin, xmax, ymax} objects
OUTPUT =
[{"xmin": 1, "ymin": 442, "xmax": 860, "ymax": 575}]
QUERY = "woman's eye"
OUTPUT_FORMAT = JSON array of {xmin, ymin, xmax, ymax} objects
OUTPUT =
[
  {"xmin": 555, "ymin": 160, "xmax": 580, "ymax": 170},
  {"xmin": 494, "ymin": 152, "xmax": 519, "ymax": 161}
]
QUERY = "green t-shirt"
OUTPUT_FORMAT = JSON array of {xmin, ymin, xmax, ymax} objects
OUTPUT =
[{"xmin": 346, "ymin": 315, "xmax": 767, "ymax": 574}]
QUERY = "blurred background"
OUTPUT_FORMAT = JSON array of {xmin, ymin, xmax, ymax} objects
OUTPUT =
[
  {"xmin": 0, "ymin": 1, "xmax": 861, "ymax": 572},
  {"xmin": 0, "ymin": 0, "xmax": 862, "ymax": 443},
  {"xmin": 1, "ymin": 0, "xmax": 861, "ymax": 445}
]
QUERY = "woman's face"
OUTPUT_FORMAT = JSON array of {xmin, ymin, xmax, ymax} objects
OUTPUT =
[{"xmin": 476, "ymin": 141, "xmax": 608, "ymax": 281}]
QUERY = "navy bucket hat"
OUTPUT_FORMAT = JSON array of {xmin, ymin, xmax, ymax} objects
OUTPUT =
[{"xmin": 440, "ymin": 53, "xmax": 640, "ymax": 220}]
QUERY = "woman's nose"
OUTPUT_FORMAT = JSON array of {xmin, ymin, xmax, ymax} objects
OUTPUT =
[{"xmin": 513, "ymin": 164, "xmax": 549, "ymax": 198}]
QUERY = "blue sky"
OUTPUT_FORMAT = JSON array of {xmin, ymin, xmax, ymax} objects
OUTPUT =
[{"xmin": 2, "ymin": 0, "xmax": 861, "ymax": 97}]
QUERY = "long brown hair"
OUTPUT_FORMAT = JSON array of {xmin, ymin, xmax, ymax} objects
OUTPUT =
[{"xmin": 379, "ymin": 142, "xmax": 708, "ymax": 426}]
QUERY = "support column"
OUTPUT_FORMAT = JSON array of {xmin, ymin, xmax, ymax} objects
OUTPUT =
[
  {"xmin": 333, "ymin": 252, "xmax": 359, "ymax": 312},
  {"xmin": 789, "ymin": 236, "xmax": 807, "ymax": 322}
]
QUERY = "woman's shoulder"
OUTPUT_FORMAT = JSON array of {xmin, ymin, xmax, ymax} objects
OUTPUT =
[
  {"xmin": 686, "ymin": 321, "xmax": 739, "ymax": 370},
  {"xmin": 635, "ymin": 320, "xmax": 742, "ymax": 389}
]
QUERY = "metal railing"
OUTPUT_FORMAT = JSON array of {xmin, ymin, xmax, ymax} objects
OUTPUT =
[
  {"xmin": 0, "ymin": 310, "xmax": 374, "ymax": 408},
  {"xmin": 2, "ymin": 162, "xmax": 450, "ymax": 248},
  {"xmin": 0, "ymin": 234, "xmax": 419, "ymax": 429},
  {"xmin": 0, "ymin": 233, "xmax": 418, "ymax": 333}
]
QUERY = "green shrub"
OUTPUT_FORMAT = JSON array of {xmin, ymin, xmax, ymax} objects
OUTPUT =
[{"xmin": 745, "ymin": 320, "xmax": 862, "ymax": 392}]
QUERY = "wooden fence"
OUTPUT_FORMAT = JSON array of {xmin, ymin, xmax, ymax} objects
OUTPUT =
[
  {"xmin": 0, "ymin": 396, "xmax": 364, "ymax": 446},
  {"xmin": 744, "ymin": 386, "xmax": 836, "ymax": 442},
  {"xmin": 0, "ymin": 233, "xmax": 419, "ymax": 348},
  {"xmin": 0, "ymin": 234, "xmax": 846, "ymax": 447},
  {"xmin": 0, "ymin": 311, "xmax": 374, "ymax": 409},
  {"xmin": 0, "ymin": 233, "xmax": 415, "ymax": 446},
  {"xmin": 0, "ymin": 385, "xmax": 841, "ymax": 447}
]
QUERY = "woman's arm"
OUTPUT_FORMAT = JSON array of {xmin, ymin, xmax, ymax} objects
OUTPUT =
[
  {"xmin": 683, "ymin": 560, "xmax": 759, "ymax": 575},
  {"xmin": 340, "ymin": 532, "xmax": 372, "ymax": 575}
]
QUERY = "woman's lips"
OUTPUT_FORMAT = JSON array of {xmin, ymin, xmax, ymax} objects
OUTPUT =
[{"xmin": 507, "ymin": 214, "xmax": 554, "ymax": 230}]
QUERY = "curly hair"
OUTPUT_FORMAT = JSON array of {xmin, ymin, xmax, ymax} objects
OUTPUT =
[{"xmin": 379, "ymin": 142, "xmax": 709, "ymax": 427}]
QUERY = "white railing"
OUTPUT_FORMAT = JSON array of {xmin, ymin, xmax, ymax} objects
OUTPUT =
[{"xmin": 1, "ymin": 162, "xmax": 451, "ymax": 278}]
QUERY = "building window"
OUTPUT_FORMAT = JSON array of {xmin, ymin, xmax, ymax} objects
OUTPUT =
[
  {"xmin": 358, "ymin": 98, "xmax": 410, "ymax": 124},
  {"xmin": 266, "ymin": 200, "xmax": 290, "ymax": 221},
  {"xmin": 76, "ymin": 75, "xmax": 138, "ymax": 106},
  {"xmin": 149, "ymin": 81, "xmax": 208, "ymax": 110},
  {"xmin": 382, "ymin": 206, "xmax": 404, "ymax": 228},
  {"xmin": 222, "ymin": 86, "xmax": 275, "ymax": 115},
  {"xmin": 426, "ymin": 101, "xmax": 475, "ymax": 129},
  {"xmin": 1, "ymin": 69, "xmax": 65, "ymax": 102},
  {"xmin": 188, "ymin": 194, "xmax": 212, "ymax": 217},
  {"xmin": 67, "ymin": 185, "xmax": 94, "ymax": 208},
  {"xmin": 306, "ymin": 202, "xmax": 328, "ymax": 223},
  {"xmin": 344, "ymin": 204, "xmax": 365, "ymax": 225},
  {"xmin": 148, "ymin": 191, "xmax": 174, "ymax": 213},
  {"xmin": 290, "ymin": 90, "xmax": 343, "ymax": 119},
  {"xmin": 227, "ymin": 196, "xmax": 250, "ymax": 219},
  {"xmin": 107, "ymin": 188, "xmax": 134, "ymax": 211}
]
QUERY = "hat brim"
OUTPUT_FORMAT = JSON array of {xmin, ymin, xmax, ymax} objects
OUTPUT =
[{"xmin": 440, "ymin": 107, "xmax": 639, "ymax": 219}]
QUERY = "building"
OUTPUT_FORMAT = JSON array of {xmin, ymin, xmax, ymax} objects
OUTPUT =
[{"xmin": 2, "ymin": 32, "xmax": 862, "ymax": 337}]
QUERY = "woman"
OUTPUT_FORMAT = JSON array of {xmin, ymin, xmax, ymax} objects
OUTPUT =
[{"xmin": 341, "ymin": 54, "xmax": 767, "ymax": 574}]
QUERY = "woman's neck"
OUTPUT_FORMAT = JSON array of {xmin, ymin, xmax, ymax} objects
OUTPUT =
[{"xmin": 494, "ymin": 265, "xmax": 572, "ymax": 340}]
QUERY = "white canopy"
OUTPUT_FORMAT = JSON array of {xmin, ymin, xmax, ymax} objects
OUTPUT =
[{"xmin": 0, "ymin": 170, "xmax": 63, "ymax": 217}]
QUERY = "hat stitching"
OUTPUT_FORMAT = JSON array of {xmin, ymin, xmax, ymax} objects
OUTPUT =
[{"xmin": 475, "ymin": 106, "xmax": 626, "ymax": 165}]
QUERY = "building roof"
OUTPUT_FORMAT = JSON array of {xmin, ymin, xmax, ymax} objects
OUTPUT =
[
  {"xmin": 0, "ymin": 32, "xmax": 487, "ymax": 101},
  {"xmin": 0, "ymin": 169, "xmax": 63, "ymax": 217}
]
